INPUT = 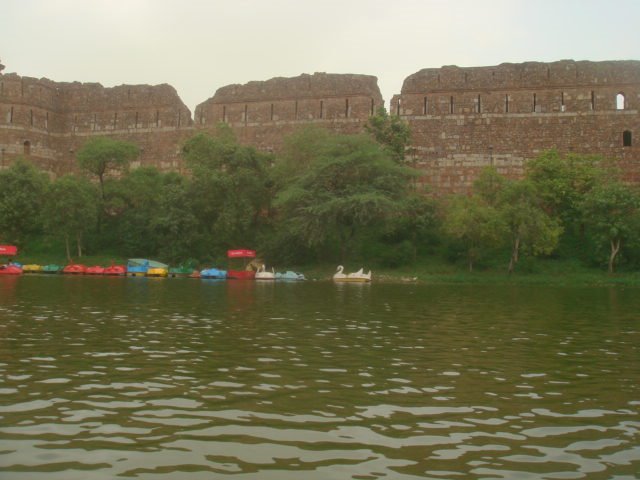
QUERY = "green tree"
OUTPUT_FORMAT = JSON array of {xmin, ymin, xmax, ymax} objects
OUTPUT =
[
  {"xmin": 580, "ymin": 179, "xmax": 640, "ymax": 273},
  {"xmin": 0, "ymin": 158, "xmax": 49, "ymax": 245},
  {"xmin": 500, "ymin": 180, "xmax": 563, "ymax": 274},
  {"xmin": 473, "ymin": 166, "xmax": 507, "ymax": 207},
  {"xmin": 183, "ymin": 130, "xmax": 273, "ymax": 251},
  {"xmin": 444, "ymin": 195, "xmax": 506, "ymax": 271},
  {"xmin": 274, "ymin": 125, "xmax": 331, "ymax": 185},
  {"xmin": 76, "ymin": 137, "xmax": 139, "ymax": 200},
  {"xmin": 387, "ymin": 194, "xmax": 439, "ymax": 263},
  {"xmin": 105, "ymin": 167, "xmax": 165, "ymax": 256},
  {"xmin": 364, "ymin": 107, "xmax": 411, "ymax": 164},
  {"xmin": 152, "ymin": 173, "xmax": 201, "ymax": 263},
  {"xmin": 42, "ymin": 175, "xmax": 99, "ymax": 261},
  {"xmin": 275, "ymin": 133, "xmax": 414, "ymax": 262},
  {"xmin": 526, "ymin": 150, "xmax": 605, "ymax": 220}
]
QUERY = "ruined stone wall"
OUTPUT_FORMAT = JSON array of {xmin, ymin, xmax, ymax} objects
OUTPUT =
[
  {"xmin": 195, "ymin": 72, "xmax": 383, "ymax": 152},
  {"xmin": 391, "ymin": 60, "xmax": 640, "ymax": 194},
  {"xmin": 0, "ymin": 71, "xmax": 382, "ymax": 178},
  {"xmin": 0, "ymin": 73, "xmax": 194, "ymax": 176},
  {"xmin": 1, "ymin": 61, "xmax": 638, "ymax": 194}
]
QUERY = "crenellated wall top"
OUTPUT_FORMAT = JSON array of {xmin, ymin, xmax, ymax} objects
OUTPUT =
[
  {"xmin": 199, "ymin": 72, "xmax": 383, "ymax": 106},
  {"xmin": 401, "ymin": 60, "xmax": 640, "ymax": 94}
]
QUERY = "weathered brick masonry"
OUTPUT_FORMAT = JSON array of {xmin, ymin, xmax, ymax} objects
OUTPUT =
[
  {"xmin": 1, "ymin": 60, "xmax": 638, "ymax": 192},
  {"xmin": 195, "ymin": 72, "xmax": 383, "ymax": 152},
  {"xmin": 392, "ymin": 60, "xmax": 640, "ymax": 193},
  {"xmin": 0, "ymin": 69, "xmax": 193, "ymax": 176}
]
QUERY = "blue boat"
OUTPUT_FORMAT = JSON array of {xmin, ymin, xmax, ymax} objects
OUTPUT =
[
  {"xmin": 127, "ymin": 258, "xmax": 168, "ymax": 277},
  {"xmin": 127, "ymin": 258, "xmax": 149, "ymax": 276},
  {"xmin": 275, "ymin": 270, "xmax": 306, "ymax": 281},
  {"xmin": 200, "ymin": 267, "xmax": 227, "ymax": 279}
]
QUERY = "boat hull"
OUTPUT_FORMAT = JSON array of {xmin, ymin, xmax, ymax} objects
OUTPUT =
[
  {"xmin": 86, "ymin": 266, "xmax": 105, "ymax": 275},
  {"xmin": 146, "ymin": 268, "xmax": 168, "ymax": 277},
  {"xmin": 226, "ymin": 270, "xmax": 255, "ymax": 280},
  {"xmin": 22, "ymin": 264, "xmax": 43, "ymax": 273},
  {"xmin": 42, "ymin": 265, "xmax": 62, "ymax": 274},
  {"xmin": 63, "ymin": 264, "xmax": 87, "ymax": 275},
  {"xmin": 200, "ymin": 268, "xmax": 226, "ymax": 279},
  {"xmin": 0, "ymin": 265, "xmax": 22, "ymax": 275},
  {"xmin": 333, "ymin": 277, "xmax": 371, "ymax": 283},
  {"xmin": 104, "ymin": 265, "xmax": 126, "ymax": 276}
]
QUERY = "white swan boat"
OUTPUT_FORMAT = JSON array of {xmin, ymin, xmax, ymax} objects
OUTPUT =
[
  {"xmin": 333, "ymin": 265, "xmax": 372, "ymax": 283},
  {"xmin": 255, "ymin": 264, "xmax": 276, "ymax": 280}
]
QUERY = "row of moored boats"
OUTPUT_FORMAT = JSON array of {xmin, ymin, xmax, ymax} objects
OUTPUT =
[{"xmin": 0, "ymin": 246, "xmax": 373, "ymax": 282}]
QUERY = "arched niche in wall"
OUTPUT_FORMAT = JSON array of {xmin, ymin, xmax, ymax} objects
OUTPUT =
[{"xmin": 23, "ymin": 140, "xmax": 31, "ymax": 156}]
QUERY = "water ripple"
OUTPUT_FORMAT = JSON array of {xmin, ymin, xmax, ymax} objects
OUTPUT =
[{"xmin": 0, "ymin": 279, "xmax": 639, "ymax": 478}]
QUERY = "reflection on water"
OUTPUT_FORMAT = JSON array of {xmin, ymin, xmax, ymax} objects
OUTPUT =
[{"xmin": 0, "ymin": 276, "xmax": 639, "ymax": 479}]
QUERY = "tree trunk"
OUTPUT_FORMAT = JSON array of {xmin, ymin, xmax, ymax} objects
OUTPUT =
[
  {"xmin": 608, "ymin": 238, "xmax": 621, "ymax": 273},
  {"xmin": 508, "ymin": 236, "xmax": 520, "ymax": 274},
  {"xmin": 76, "ymin": 233, "xmax": 83, "ymax": 258},
  {"xmin": 65, "ymin": 234, "xmax": 71, "ymax": 262}
]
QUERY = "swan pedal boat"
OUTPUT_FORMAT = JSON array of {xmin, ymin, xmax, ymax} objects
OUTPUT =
[
  {"xmin": 333, "ymin": 265, "xmax": 372, "ymax": 283},
  {"xmin": 255, "ymin": 265, "xmax": 275, "ymax": 280}
]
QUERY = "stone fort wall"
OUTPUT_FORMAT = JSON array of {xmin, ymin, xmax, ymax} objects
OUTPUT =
[
  {"xmin": 0, "ymin": 70, "xmax": 193, "ymax": 176},
  {"xmin": 391, "ymin": 60, "xmax": 640, "ymax": 193},
  {"xmin": 0, "ymin": 60, "xmax": 638, "ymax": 193},
  {"xmin": 195, "ymin": 72, "xmax": 383, "ymax": 153}
]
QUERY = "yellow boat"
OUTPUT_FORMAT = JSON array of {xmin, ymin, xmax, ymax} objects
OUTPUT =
[
  {"xmin": 22, "ymin": 264, "xmax": 43, "ymax": 273},
  {"xmin": 146, "ymin": 267, "xmax": 168, "ymax": 277}
]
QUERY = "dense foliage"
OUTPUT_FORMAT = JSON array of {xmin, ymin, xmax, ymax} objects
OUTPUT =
[{"xmin": 2, "ymin": 110, "xmax": 640, "ymax": 274}]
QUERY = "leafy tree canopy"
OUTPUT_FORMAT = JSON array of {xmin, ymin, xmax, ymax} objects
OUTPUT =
[
  {"xmin": 526, "ymin": 149, "xmax": 606, "ymax": 221},
  {"xmin": 444, "ymin": 194, "xmax": 507, "ymax": 271},
  {"xmin": 365, "ymin": 108, "xmax": 411, "ymax": 164},
  {"xmin": 0, "ymin": 158, "xmax": 49, "ymax": 245},
  {"xmin": 76, "ymin": 137, "xmax": 139, "ymax": 198},
  {"xmin": 182, "ymin": 130, "xmax": 274, "ymax": 250},
  {"xmin": 499, "ymin": 179, "xmax": 563, "ymax": 273},
  {"xmin": 42, "ymin": 175, "xmax": 99, "ymax": 260},
  {"xmin": 580, "ymin": 179, "xmax": 640, "ymax": 273},
  {"xmin": 276, "ymin": 133, "xmax": 415, "ymax": 261}
]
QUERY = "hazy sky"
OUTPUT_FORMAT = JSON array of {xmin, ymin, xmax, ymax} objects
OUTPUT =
[{"xmin": 2, "ymin": 0, "xmax": 639, "ymax": 113}]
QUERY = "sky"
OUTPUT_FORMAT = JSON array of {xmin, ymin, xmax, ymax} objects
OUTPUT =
[{"xmin": 2, "ymin": 0, "xmax": 639, "ymax": 114}]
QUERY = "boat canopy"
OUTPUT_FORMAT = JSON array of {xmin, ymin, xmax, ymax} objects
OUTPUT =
[
  {"xmin": 227, "ymin": 249, "xmax": 256, "ymax": 258},
  {"xmin": 127, "ymin": 258, "xmax": 168, "ymax": 269},
  {"xmin": 0, "ymin": 245, "xmax": 18, "ymax": 256}
]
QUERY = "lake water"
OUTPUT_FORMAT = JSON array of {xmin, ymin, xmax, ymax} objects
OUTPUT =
[{"xmin": 0, "ymin": 275, "xmax": 638, "ymax": 479}]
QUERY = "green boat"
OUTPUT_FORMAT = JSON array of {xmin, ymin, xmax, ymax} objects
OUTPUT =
[
  {"xmin": 169, "ymin": 264, "xmax": 196, "ymax": 277},
  {"xmin": 42, "ymin": 264, "xmax": 63, "ymax": 274}
]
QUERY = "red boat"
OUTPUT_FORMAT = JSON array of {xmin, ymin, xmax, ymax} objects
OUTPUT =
[
  {"xmin": 226, "ymin": 249, "xmax": 256, "ymax": 280},
  {"xmin": 0, "ymin": 245, "xmax": 22, "ymax": 275},
  {"xmin": 86, "ymin": 265, "xmax": 105, "ymax": 275},
  {"xmin": 103, "ymin": 264, "xmax": 126, "ymax": 276},
  {"xmin": 0, "ymin": 264, "xmax": 22, "ymax": 275},
  {"xmin": 63, "ymin": 264, "xmax": 87, "ymax": 274}
]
